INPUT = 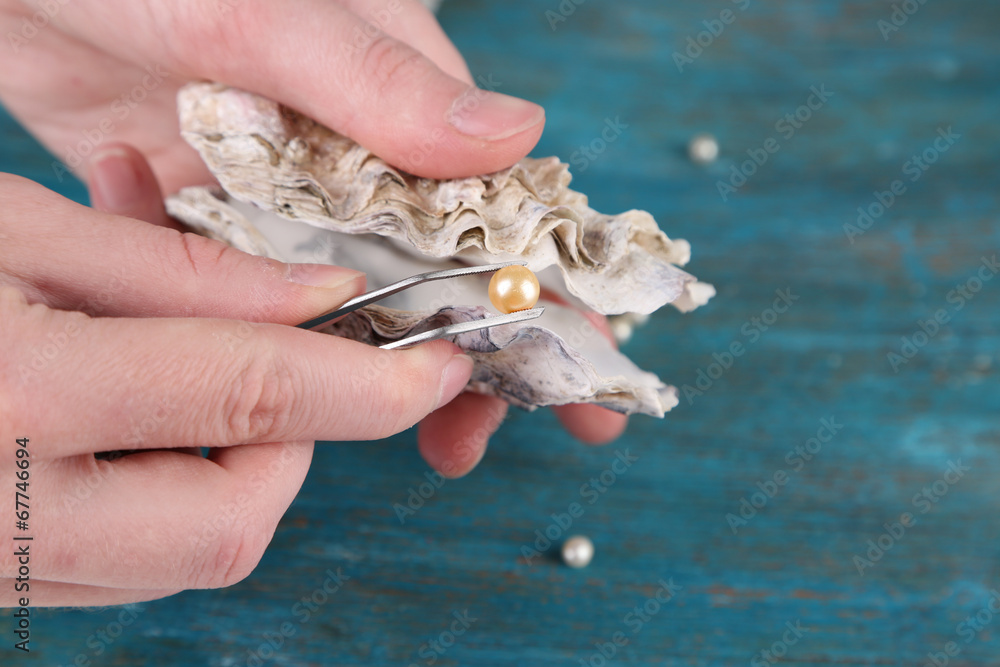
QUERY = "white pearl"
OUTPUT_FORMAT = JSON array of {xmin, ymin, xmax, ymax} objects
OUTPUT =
[
  {"xmin": 561, "ymin": 535, "xmax": 594, "ymax": 568},
  {"xmin": 688, "ymin": 133, "xmax": 719, "ymax": 165}
]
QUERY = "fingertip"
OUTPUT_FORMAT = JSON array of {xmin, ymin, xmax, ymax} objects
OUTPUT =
[
  {"xmin": 553, "ymin": 404, "xmax": 629, "ymax": 445},
  {"xmin": 420, "ymin": 116, "xmax": 545, "ymax": 180},
  {"xmin": 394, "ymin": 92, "xmax": 545, "ymax": 179},
  {"xmin": 344, "ymin": 340, "xmax": 473, "ymax": 440},
  {"xmin": 392, "ymin": 339, "xmax": 473, "ymax": 413},
  {"xmin": 286, "ymin": 264, "xmax": 366, "ymax": 291},
  {"xmin": 434, "ymin": 353, "xmax": 474, "ymax": 411},
  {"xmin": 446, "ymin": 90, "xmax": 545, "ymax": 143},
  {"xmin": 285, "ymin": 265, "xmax": 367, "ymax": 320},
  {"xmin": 418, "ymin": 393, "xmax": 508, "ymax": 478},
  {"xmin": 88, "ymin": 143, "xmax": 175, "ymax": 228},
  {"xmin": 188, "ymin": 0, "xmax": 545, "ymax": 180}
]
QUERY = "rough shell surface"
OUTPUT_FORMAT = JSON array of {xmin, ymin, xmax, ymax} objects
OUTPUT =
[
  {"xmin": 166, "ymin": 189, "xmax": 680, "ymax": 417},
  {"xmin": 175, "ymin": 83, "xmax": 714, "ymax": 316},
  {"xmin": 167, "ymin": 82, "xmax": 716, "ymax": 417},
  {"xmin": 331, "ymin": 305, "xmax": 677, "ymax": 414}
]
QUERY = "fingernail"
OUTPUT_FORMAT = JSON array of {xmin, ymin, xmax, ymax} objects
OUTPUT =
[
  {"xmin": 286, "ymin": 264, "xmax": 366, "ymax": 291},
  {"xmin": 435, "ymin": 354, "xmax": 474, "ymax": 410},
  {"xmin": 447, "ymin": 89, "xmax": 545, "ymax": 141},
  {"xmin": 90, "ymin": 147, "xmax": 140, "ymax": 211}
]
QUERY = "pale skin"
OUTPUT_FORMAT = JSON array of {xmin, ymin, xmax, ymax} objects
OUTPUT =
[{"xmin": 0, "ymin": 0, "xmax": 627, "ymax": 606}]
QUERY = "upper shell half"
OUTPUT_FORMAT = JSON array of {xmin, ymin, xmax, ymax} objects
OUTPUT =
[{"xmin": 166, "ymin": 83, "xmax": 715, "ymax": 417}]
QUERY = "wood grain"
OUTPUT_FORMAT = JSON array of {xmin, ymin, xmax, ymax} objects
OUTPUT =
[{"xmin": 2, "ymin": 0, "xmax": 999, "ymax": 664}]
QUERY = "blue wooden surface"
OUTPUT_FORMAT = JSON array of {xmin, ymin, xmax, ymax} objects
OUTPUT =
[{"xmin": 4, "ymin": 0, "xmax": 1000, "ymax": 665}]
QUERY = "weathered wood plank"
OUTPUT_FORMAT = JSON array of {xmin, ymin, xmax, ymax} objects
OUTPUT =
[{"xmin": 3, "ymin": 0, "xmax": 999, "ymax": 664}]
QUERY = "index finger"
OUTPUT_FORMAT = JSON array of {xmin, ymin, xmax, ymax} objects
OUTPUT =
[{"xmin": 2, "ymin": 288, "xmax": 473, "ymax": 459}]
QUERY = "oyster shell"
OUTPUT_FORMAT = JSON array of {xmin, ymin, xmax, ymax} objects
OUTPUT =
[
  {"xmin": 166, "ymin": 83, "xmax": 714, "ymax": 417},
  {"xmin": 174, "ymin": 83, "xmax": 713, "ymax": 316}
]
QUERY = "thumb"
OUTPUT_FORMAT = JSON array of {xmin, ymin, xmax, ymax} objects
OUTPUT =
[
  {"xmin": 180, "ymin": 0, "xmax": 545, "ymax": 178},
  {"xmin": 1, "ymin": 174, "xmax": 364, "ymax": 323}
]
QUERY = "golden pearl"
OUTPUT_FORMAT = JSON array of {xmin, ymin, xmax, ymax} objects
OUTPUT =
[{"xmin": 488, "ymin": 265, "xmax": 540, "ymax": 314}]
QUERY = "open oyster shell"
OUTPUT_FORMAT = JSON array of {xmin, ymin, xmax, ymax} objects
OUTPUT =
[
  {"xmin": 174, "ymin": 83, "xmax": 713, "ymax": 316},
  {"xmin": 166, "ymin": 83, "xmax": 714, "ymax": 417}
]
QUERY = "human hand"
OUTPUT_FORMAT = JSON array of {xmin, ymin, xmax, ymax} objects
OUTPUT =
[
  {"xmin": 86, "ymin": 145, "xmax": 629, "ymax": 479},
  {"xmin": 0, "ymin": 0, "xmax": 545, "ymax": 190},
  {"xmin": 0, "ymin": 0, "xmax": 626, "ymax": 479},
  {"xmin": 0, "ymin": 172, "xmax": 475, "ymax": 606}
]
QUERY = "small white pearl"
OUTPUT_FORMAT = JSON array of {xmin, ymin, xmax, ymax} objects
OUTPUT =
[
  {"xmin": 609, "ymin": 317, "xmax": 633, "ymax": 345},
  {"xmin": 688, "ymin": 133, "xmax": 719, "ymax": 165},
  {"xmin": 630, "ymin": 313, "xmax": 650, "ymax": 327},
  {"xmin": 561, "ymin": 535, "xmax": 594, "ymax": 569}
]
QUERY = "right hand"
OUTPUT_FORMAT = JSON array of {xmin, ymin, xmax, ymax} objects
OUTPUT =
[{"xmin": 0, "ymin": 0, "xmax": 545, "ymax": 191}]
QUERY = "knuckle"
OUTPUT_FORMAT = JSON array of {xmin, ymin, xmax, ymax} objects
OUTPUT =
[
  {"xmin": 221, "ymin": 340, "xmax": 297, "ymax": 443},
  {"xmin": 0, "ymin": 288, "xmax": 89, "ymax": 437},
  {"xmin": 356, "ymin": 34, "xmax": 429, "ymax": 103},
  {"xmin": 172, "ymin": 231, "xmax": 230, "ymax": 279},
  {"xmin": 170, "ymin": 233, "xmax": 287, "ymax": 321}
]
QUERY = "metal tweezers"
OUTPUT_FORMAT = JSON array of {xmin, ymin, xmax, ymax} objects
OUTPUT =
[{"xmin": 296, "ymin": 261, "xmax": 544, "ymax": 350}]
